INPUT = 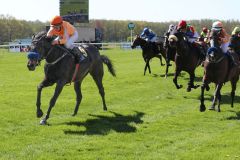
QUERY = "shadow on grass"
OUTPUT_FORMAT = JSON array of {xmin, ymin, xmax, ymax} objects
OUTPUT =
[
  {"xmin": 183, "ymin": 75, "xmax": 203, "ymax": 82},
  {"xmin": 226, "ymin": 111, "xmax": 240, "ymax": 120},
  {"xmin": 196, "ymin": 94, "xmax": 240, "ymax": 106},
  {"xmin": 63, "ymin": 111, "xmax": 144, "ymax": 135}
]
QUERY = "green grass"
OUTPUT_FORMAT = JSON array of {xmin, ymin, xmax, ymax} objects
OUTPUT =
[{"xmin": 0, "ymin": 48, "xmax": 240, "ymax": 160}]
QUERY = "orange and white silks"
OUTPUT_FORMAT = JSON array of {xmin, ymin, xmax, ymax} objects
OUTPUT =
[{"xmin": 47, "ymin": 21, "xmax": 78, "ymax": 49}]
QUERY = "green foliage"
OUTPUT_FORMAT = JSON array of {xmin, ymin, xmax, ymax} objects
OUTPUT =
[
  {"xmin": 0, "ymin": 48, "xmax": 240, "ymax": 159},
  {"xmin": 1, "ymin": 14, "xmax": 240, "ymax": 44},
  {"xmin": 0, "ymin": 15, "xmax": 48, "ymax": 43}
]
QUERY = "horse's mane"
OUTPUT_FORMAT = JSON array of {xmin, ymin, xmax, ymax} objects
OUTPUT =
[{"xmin": 34, "ymin": 31, "xmax": 47, "ymax": 40}]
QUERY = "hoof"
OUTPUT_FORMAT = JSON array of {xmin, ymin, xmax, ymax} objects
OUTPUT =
[
  {"xmin": 177, "ymin": 85, "xmax": 183, "ymax": 89},
  {"xmin": 40, "ymin": 119, "xmax": 47, "ymax": 125},
  {"xmin": 187, "ymin": 87, "xmax": 191, "ymax": 92},
  {"xmin": 72, "ymin": 113, "xmax": 77, "ymax": 116},
  {"xmin": 200, "ymin": 104, "xmax": 206, "ymax": 112},
  {"xmin": 206, "ymin": 85, "xmax": 210, "ymax": 91},
  {"xmin": 194, "ymin": 85, "xmax": 200, "ymax": 89},
  {"xmin": 103, "ymin": 107, "xmax": 107, "ymax": 111},
  {"xmin": 37, "ymin": 109, "xmax": 43, "ymax": 118}
]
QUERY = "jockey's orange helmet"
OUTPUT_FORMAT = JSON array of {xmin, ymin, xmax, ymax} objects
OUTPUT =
[
  {"xmin": 50, "ymin": 16, "xmax": 63, "ymax": 26},
  {"xmin": 177, "ymin": 20, "xmax": 187, "ymax": 30},
  {"xmin": 212, "ymin": 21, "xmax": 223, "ymax": 31}
]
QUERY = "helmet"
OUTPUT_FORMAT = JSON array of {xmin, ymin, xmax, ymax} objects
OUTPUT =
[
  {"xmin": 168, "ymin": 24, "xmax": 175, "ymax": 32},
  {"xmin": 212, "ymin": 21, "xmax": 223, "ymax": 31},
  {"xmin": 177, "ymin": 20, "xmax": 187, "ymax": 29},
  {"xmin": 232, "ymin": 27, "xmax": 240, "ymax": 35},
  {"xmin": 202, "ymin": 27, "xmax": 208, "ymax": 33},
  {"xmin": 189, "ymin": 26, "xmax": 195, "ymax": 33},
  {"xmin": 143, "ymin": 27, "xmax": 150, "ymax": 34},
  {"xmin": 50, "ymin": 16, "xmax": 63, "ymax": 26}
]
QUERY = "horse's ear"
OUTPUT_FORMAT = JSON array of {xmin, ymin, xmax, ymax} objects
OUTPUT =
[{"xmin": 136, "ymin": 34, "xmax": 140, "ymax": 38}]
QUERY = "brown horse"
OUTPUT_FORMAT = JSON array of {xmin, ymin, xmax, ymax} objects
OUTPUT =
[
  {"xmin": 131, "ymin": 35, "xmax": 165, "ymax": 75},
  {"xmin": 199, "ymin": 30, "xmax": 240, "ymax": 112},
  {"xmin": 168, "ymin": 31, "xmax": 203, "ymax": 92},
  {"xmin": 27, "ymin": 31, "xmax": 116, "ymax": 125}
]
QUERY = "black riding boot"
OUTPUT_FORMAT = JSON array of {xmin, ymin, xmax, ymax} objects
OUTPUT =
[{"xmin": 71, "ymin": 47, "xmax": 86, "ymax": 63}]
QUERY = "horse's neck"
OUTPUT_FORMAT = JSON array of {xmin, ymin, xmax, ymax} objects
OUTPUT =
[
  {"xmin": 45, "ymin": 46, "xmax": 66, "ymax": 62},
  {"xmin": 176, "ymin": 41, "xmax": 189, "ymax": 56}
]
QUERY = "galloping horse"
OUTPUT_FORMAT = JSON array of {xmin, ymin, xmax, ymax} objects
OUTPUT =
[
  {"xmin": 168, "ymin": 31, "xmax": 203, "ymax": 92},
  {"xmin": 131, "ymin": 35, "xmax": 164, "ymax": 75},
  {"xmin": 199, "ymin": 30, "xmax": 240, "ymax": 112},
  {"xmin": 27, "ymin": 31, "xmax": 116, "ymax": 125}
]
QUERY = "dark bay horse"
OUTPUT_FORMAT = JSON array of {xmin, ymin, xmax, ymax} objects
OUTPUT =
[
  {"xmin": 199, "ymin": 30, "xmax": 240, "ymax": 112},
  {"xmin": 27, "ymin": 31, "xmax": 116, "ymax": 125},
  {"xmin": 131, "ymin": 35, "xmax": 165, "ymax": 75},
  {"xmin": 168, "ymin": 31, "xmax": 203, "ymax": 92}
]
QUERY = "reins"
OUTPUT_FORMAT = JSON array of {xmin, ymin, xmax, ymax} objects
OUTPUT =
[{"xmin": 45, "ymin": 45, "xmax": 70, "ymax": 65}]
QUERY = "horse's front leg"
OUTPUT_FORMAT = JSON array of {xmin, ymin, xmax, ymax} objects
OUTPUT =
[
  {"xmin": 187, "ymin": 72, "xmax": 200, "ymax": 92},
  {"xmin": 165, "ymin": 63, "xmax": 169, "ymax": 78},
  {"xmin": 209, "ymin": 84, "xmax": 222, "ymax": 111},
  {"xmin": 173, "ymin": 68, "xmax": 182, "ymax": 89},
  {"xmin": 199, "ymin": 83, "xmax": 207, "ymax": 112},
  {"xmin": 36, "ymin": 79, "xmax": 54, "ymax": 118},
  {"xmin": 40, "ymin": 80, "xmax": 66, "ymax": 125},
  {"xmin": 230, "ymin": 79, "xmax": 237, "ymax": 108},
  {"xmin": 72, "ymin": 81, "xmax": 82, "ymax": 116},
  {"xmin": 216, "ymin": 84, "xmax": 223, "ymax": 112},
  {"xmin": 144, "ymin": 59, "xmax": 151, "ymax": 75}
]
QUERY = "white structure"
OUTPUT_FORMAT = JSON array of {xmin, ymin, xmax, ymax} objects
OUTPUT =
[{"xmin": 9, "ymin": 39, "xmax": 31, "ymax": 52}]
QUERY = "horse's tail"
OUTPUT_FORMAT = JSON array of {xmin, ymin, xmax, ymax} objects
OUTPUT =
[{"xmin": 101, "ymin": 55, "xmax": 116, "ymax": 77}]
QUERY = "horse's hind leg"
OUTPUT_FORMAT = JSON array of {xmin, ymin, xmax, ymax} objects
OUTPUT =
[
  {"xmin": 72, "ymin": 81, "xmax": 82, "ymax": 116},
  {"xmin": 40, "ymin": 80, "xmax": 65, "ymax": 125},
  {"xmin": 159, "ymin": 55, "xmax": 164, "ymax": 66},
  {"xmin": 36, "ymin": 79, "xmax": 54, "ymax": 118},
  {"xmin": 91, "ymin": 69, "xmax": 107, "ymax": 111}
]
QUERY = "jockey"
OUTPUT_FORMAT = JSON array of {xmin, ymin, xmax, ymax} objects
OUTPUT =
[
  {"xmin": 211, "ymin": 21, "xmax": 237, "ymax": 66},
  {"xmin": 211, "ymin": 21, "xmax": 230, "ymax": 53},
  {"xmin": 140, "ymin": 27, "xmax": 159, "ymax": 53},
  {"xmin": 229, "ymin": 27, "xmax": 240, "ymax": 55},
  {"xmin": 140, "ymin": 27, "xmax": 158, "ymax": 42},
  {"xmin": 177, "ymin": 20, "xmax": 199, "ymax": 43},
  {"xmin": 47, "ymin": 15, "xmax": 85, "ymax": 63},
  {"xmin": 199, "ymin": 27, "xmax": 210, "ymax": 43},
  {"xmin": 177, "ymin": 20, "xmax": 205, "ymax": 60},
  {"xmin": 164, "ymin": 24, "xmax": 177, "ymax": 66}
]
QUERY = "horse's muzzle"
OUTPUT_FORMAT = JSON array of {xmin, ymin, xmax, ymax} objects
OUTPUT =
[
  {"xmin": 131, "ymin": 45, "xmax": 136, "ymax": 49},
  {"xmin": 27, "ymin": 59, "xmax": 38, "ymax": 71}
]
